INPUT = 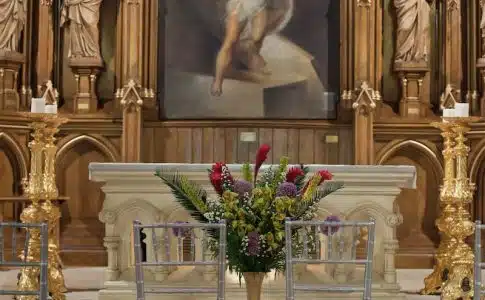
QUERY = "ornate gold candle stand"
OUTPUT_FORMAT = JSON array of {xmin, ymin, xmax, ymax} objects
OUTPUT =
[
  {"xmin": 421, "ymin": 117, "xmax": 480, "ymax": 299},
  {"xmin": 17, "ymin": 113, "xmax": 68, "ymax": 300}
]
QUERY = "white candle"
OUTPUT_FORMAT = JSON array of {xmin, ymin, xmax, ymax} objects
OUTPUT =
[
  {"xmin": 454, "ymin": 103, "xmax": 469, "ymax": 117},
  {"xmin": 30, "ymin": 98, "xmax": 45, "ymax": 113},
  {"xmin": 44, "ymin": 104, "xmax": 57, "ymax": 114},
  {"xmin": 443, "ymin": 108, "xmax": 455, "ymax": 118}
]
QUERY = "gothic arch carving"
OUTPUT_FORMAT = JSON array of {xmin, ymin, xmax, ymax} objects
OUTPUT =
[
  {"xmin": 376, "ymin": 139, "xmax": 443, "ymax": 179},
  {"xmin": 0, "ymin": 132, "xmax": 29, "ymax": 183},
  {"xmin": 56, "ymin": 134, "xmax": 120, "ymax": 164},
  {"xmin": 469, "ymin": 138, "xmax": 485, "ymax": 183}
]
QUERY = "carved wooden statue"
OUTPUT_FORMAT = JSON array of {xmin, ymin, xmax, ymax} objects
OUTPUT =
[
  {"xmin": 60, "ymin": 0, "xmax": 102, "ymax": 60},
  {"xmin": 394, "ymin": 0, "xmax": 433, "ymax": 63},
  {"xmin": 0, "ymin": 0, "xmax": 26, "ymax": 52}
]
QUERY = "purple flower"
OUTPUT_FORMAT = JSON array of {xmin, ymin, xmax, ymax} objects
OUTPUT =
[
  {"xmin": 234, "ymin": 180, "xmax": 253, "ymax": 198},
  {"xmin": 276, "ymin": 182, "xmax": 298, "ymax": 197},
  {"xmin": 247, "ymin": 232, "xmax": 260, "ymax": 256},
  {"xmin": 172, "ymin": 221, "xmax": 190, "ymax": 237},
  {"xmin": 320, "ymin": 215, "xmax": 341, "ymax": 236}
]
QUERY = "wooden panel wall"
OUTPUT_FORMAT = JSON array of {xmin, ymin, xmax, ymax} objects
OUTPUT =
[{"xmin": 142, "ymin": 122, "xmax": 354, "ymax": 165}]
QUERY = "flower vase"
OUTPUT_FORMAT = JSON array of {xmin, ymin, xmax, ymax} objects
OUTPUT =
[{"xmin": 242, "ymin": 272, "xmax": 265, "ymax": 300}]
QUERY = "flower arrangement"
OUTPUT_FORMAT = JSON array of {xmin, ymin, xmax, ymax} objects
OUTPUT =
[{"xmin": 155, "ymin": 144, "xmax": 343, "ymax": 279}]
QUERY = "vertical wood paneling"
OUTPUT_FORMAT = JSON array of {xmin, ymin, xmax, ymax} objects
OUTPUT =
[
  {"xmin": 272, "ymin": 128, "xmax": 288, "ymax": 162},
  {"xmin": 142, "ymin": 127, "xmax": 155, "ymax": 162},
  {"xmin": 287, "ymin": 129, "xmax": 300, "ymax": 163},
  {"xmin": 154, "ymin": 126, "xmax": 353, "ymax": 165},
  {"xmin": 237, "ymin": 128, "xmax": 249, "ymax": 163},
  {"xmin": 247, "ymin": 128, "xmax": 259, "ymax": 163},
  {"xmin": 313, "ymin": 130, "xmax": 326, "ymax": 164},
  {"xmin": 299, "ymin": 129, "xmax": 315, "ymax": 164},
  {"xmin": 213, "ymin": 128, "xmax": 226, "ymax": 162},
  {"xmin": 177, "ymin": 128, "xmax": 192, "ymax": 162},
  {"xmin": 258, "ymin": 128, "xmax": 274, "ymax": 163},
  {"xmin": 225, "ymin": 128, "xmax": 238, "ymax": 163},
  {"xmin": 339, "ymin": 128, "xmax": 353, "ymax": 164},
  {"xmin": 191, "ymin": 128, "xmax": 203, "ymax": 163},
  {"xmin": 326, "ymin": 132, "xmax": 340, "ymax": 164},
  {"xmin": 163, "ymin": 128, "xmax": 178, "ymax": 162},
  {"xmin": 202, "ymin": 128, "xmax": 214, "ymax": 163}
]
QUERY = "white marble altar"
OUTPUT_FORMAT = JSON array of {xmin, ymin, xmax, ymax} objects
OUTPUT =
[{"xmin": 89, "ymin": 163, "xmax": 416, "ymax": 300}]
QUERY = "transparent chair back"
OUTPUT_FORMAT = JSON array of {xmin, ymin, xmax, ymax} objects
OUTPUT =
[
  {"xmin": 133, "ymin": 220, "xmax": 227, "ymax": 300},
  {"xmin": 474, "ymin": 220, "xmax": 485, "ymax": 299},
  {"xmin": 0, "ymin": 222, "xmax": 48, "ymax": 299},
  {"xmin": 285, "ymin": 218, "xmax": 375, "ymax": 300}
]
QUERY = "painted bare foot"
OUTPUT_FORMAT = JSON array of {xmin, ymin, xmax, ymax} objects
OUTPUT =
[{"xmin": 211, "ymin": 80, "xmax": 223, "ymax": 96}]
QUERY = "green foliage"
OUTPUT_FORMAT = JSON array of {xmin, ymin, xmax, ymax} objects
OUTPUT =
[
  {"xmin": 154, "ymin": 169, "xmax": 208, "ymax": 223},
  {"xmin": 241, "ymin": 163, "xmax": 253, "ymax": 182},
  {"xmin": 270, "ymin": 157, "xmax": 289, "ymax": 189}
]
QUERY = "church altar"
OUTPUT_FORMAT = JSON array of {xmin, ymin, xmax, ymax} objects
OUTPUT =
[{"xmin": 89, "ymin": 163, "xmax": 416, "ymax": 300}]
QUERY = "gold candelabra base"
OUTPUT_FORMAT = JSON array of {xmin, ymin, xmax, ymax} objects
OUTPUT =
[
  {"xmin": 421, "ymin": 117, "xmax": 480, "ymax": 299},
  {"xmin": 16, "ymin": 113, "xmax": 68, "ymax": 300}
]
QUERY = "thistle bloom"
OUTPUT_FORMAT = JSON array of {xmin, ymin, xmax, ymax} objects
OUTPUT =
[
  {"xmin": 172, "ymin": 221, "xmax": 190, "ymax": 237},
  {"xmin": 320, "ymin": 215, "xmax": 341, "ymax": 236},
  {"xmin": 234, "ymin": 179, "xmax": 252, "ymax": 198},
  {"xmin": 247, "ymin": 231, "xmax": 261, "ymax": 256},
  {"xmin": 276, "ymin": 182, "xmax": 298, "ymax": 197}
]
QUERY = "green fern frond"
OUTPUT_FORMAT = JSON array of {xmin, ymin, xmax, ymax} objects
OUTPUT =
[
  {"xmin": 313, "ymin": 181, "xmax": 344, "ymax": 200},
  {"xmin": 241, "ymin": 163, "xmax": 253, "ymax": 182},
  {"xmin": 155, "ymin": 169, "xmax": 209, "ymax": 223}
]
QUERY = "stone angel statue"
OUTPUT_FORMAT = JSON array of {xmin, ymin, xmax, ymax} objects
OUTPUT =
[
  {"xmin": 394, "ymin": 0, "xmax": 433, "ymax": 63},
  {"xmin": 60, "ymin": 0, "xmax": 102, "ymax": 60},
  {"xmin": 0, "ymin": 0, "xmax": 26, "ymax": 52},
  {"xmin": 211, "ymin": 0, "xmax": 294, "ymax": 96}
]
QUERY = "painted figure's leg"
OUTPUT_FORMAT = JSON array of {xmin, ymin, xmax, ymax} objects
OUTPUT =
[
  {"xmin": 248, "ymin": 9, "xmax": 269, "ymax": 73},
  {"xmin": 211, "ymin": 12, "xmax": 242, "ymax": 97}
]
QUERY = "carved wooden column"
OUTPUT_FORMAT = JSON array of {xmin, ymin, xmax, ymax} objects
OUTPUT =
[
  {"xmin": 440, "ymin": 0, "xmax": 462, "ymax": 110},
  {"xmin": 353, "ymin": 82, "xmax": 376, "ymax": 165},
  {"xmin": 36, "ymin": 2, "xmax": 55, "ymax": 88},
  {"xmin": 0, "ymin": 52, "xmax": 24, "ymax": 111},
  {"xmin": 68, "ymin": 58, "xmax": 103, "ymax": 113},
  {"xmin": 395, "ymin": 62, "xmax": 429, "ymax": 118},
  {"xmin": 117, "ymin": 0, "xmax": 157, "ymax": 162},
  {"xmin": 119, "ymin": 80, "xmax": 143, "ymax": 162},
  {"xmin": 478, "ymin": 0, "xmax": 485, "ymax": 116},
  {"xmin": 339, "ymin": 0, "xmax": 382, "ymax": 122}
]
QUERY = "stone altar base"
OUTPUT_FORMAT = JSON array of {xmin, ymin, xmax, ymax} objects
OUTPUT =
[
  {"xmin": 98, "ymin": 268, "xmax": 405, "ymax": 300},
  {"xmin": 89, "ymin": 163, "xmax": 417, "ymax": 300}
]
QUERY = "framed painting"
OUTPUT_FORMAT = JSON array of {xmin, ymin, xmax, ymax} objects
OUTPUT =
[{"xmin": 158, "ymin": 0, "xmax": 340, "ymax": 119}]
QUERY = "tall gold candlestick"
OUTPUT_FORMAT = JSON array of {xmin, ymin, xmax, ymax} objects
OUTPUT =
[
  {"xmin": 421, "ymin": 122, "xmax": 456, "ymax": 295},
  {"xmin": 421, "ymin": 117, "xmax": 480, "ymax": 299},
  {"xmin": 17, "ymin": 113, "xmax": 68, "ymax": 300}
]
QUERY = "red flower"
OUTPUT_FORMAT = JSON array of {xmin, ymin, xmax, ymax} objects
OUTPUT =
[
  {"xmin": 286, "ymin": 167, "xmax": 304, "ymax": 183},
  {"xmin": 209, "ymin": 172, "xmax": 223, "ymax": 195},
  {"xmin": 254, "ymin": 144, "xmax": 271, "ymax": 183},
  {"xmin": 300, "ymin": 170, "xmax": 333, "ymax": 194},
  {"xmin": 212, "ymin": 162, "xmax": 224, "ymax": 173},
  {"xmin": 317, "ymin": 170, "xmax": 333, "ymax": 185}
]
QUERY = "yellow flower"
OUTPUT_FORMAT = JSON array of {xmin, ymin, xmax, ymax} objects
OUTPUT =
[{"xmin": 302, "ymin": 174, "xmax": 321, "ymax": 202}]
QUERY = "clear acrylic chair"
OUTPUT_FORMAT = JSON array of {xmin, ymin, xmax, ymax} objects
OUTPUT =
[
  {"xmin": 285, "ymin": 218, "xmax": 375, "ymax": 300},
  {"xmin": 474, "ymin": 220, "xmax": 485, "ymax": 299},
  {"xmin": 133, "ymin": 220, "xmax": 227, "ymax": 300},
  {"xmin": 0, "ymin": 222, "xmax": 49, "ymax": 299}
]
